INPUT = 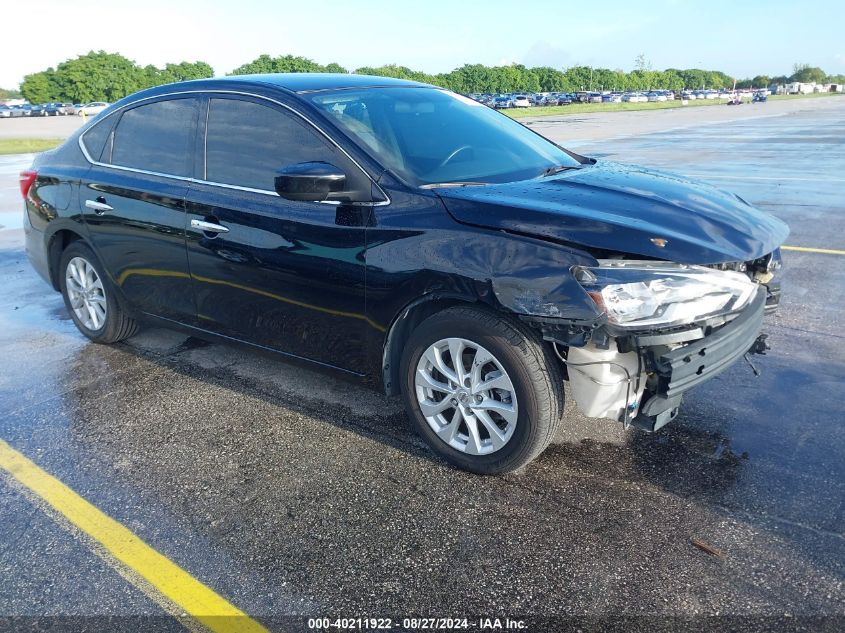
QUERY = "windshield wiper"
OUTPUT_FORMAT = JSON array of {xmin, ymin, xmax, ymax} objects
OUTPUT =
[
  {"xmin": 420, "ymin": 181, "xmax": 488, "ymax": 189},
  {"xmin": 539, "ymin": 164, "xmax": 581, "ymax": 178}
]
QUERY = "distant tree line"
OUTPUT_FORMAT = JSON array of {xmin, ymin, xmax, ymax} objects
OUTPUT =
[
  {"xmin": 735, "ymin": 63, "xmax": 845, "ymax": 89},
  {"xmin": 20, "ymin": 51, "xmax": 213, "ymax": 103},
  {"xmin": 229, "ymin": 55, "xmax": 738, "ymax": 93},
  {"xmin": 0, "ymin": 87, "xmax": 22, "ymax": 99},
  {"xmin": 346, "ymin": 61, "xmax": 845, "ymax": 93},
  {"xmin": 16, "ymin": 51, "xmax": 845, "ymax": 104}
]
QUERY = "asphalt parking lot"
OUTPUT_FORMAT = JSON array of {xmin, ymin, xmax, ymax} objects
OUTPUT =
[
  {"xmin": 0, "ymin": 113, "xmax": 84, "ymax": 139},
  {"xmin": 1, "ymin": 100, "xmax": 843, "ymax": 631}
]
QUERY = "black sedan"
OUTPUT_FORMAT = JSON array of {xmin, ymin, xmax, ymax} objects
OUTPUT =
[{"xmin": 21, "ymin": 74, "xmax": 788, "ymax": 474}]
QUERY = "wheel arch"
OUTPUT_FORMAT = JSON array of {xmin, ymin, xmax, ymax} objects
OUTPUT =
[
  {"xmin": 47, "ymin": 228, "xmax": 86, "ymax": 291},
  {"xmin": 382, "ymin": 294, "xmax": 483, "ymax": 396}
]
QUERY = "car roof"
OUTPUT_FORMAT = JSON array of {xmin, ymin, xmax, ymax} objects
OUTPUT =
[
  {"xmin": 201, "ymin": 73, "xmax": 429, "ymax": 94},
  {"xmin": 103, "ymin": 73, "xmax": 436, "ymax": 115}
]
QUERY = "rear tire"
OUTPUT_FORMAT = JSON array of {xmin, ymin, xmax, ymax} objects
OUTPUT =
[
  {"xmin": 400, "ymin": 306, "xmax": 564, "ymax": 474},
  {"xmin": 59, "ymin": 242, "xmax": 139, "ymax": 343}
]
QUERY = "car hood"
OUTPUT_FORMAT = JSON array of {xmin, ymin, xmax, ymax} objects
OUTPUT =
[{"xmin": 435, "ymin": 161, "xmax": 789, "ymax": 264}]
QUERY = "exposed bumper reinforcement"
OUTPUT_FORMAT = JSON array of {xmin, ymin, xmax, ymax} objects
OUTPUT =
[
  {"xmin": 638, "ymin": 286, "xmax": 767, "ymax": 425},
  {"xmin": 655, "ymin": 286, "xmax": 767, "ymax": 398}
]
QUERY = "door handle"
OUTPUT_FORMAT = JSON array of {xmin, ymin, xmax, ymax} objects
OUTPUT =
[
  {"xmin": 191, "ymin": 218, "xmax": 230, "ymax": 234},
  {"xmin": 85, "ymin": 199, "xmax": 113, "ymax": 214}
]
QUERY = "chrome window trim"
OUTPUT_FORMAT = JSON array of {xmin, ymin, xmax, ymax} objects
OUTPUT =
[
  {"xmin": 202, "ymin": 97, "xmax": 210, "ymax": 181},
  {"xmin": 77, "ymin": 88, "xmax": 390, "ymax": 207}
]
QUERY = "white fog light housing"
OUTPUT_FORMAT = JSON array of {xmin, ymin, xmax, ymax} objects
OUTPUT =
[{"xmin": 575, "ymin": 260, "xmax": 758, "ymax": 329}]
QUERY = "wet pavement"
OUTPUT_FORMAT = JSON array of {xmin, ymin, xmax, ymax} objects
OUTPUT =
[{"xmin": 0, "ymin": 101, "xmax": 844, "ymax": 631}]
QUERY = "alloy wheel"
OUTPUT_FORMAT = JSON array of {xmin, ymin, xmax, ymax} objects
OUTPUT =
[
  {"xmin": 65, "ymin": 256, "xmax": 107, "ymax": 330},
  {"xmin": 414, "ymin": 337, "xmax": 518, "ymax": 455}
]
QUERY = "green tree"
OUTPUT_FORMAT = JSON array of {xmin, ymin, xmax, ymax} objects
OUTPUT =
[
  {"xmin": 705, "ymin": 70, "xmax": 732, "ymax": 89},
  {"xmin": 230, "ymin": 54, "xmax": 344, "ymax": 75},
  {"xmin": 529, "ymin": 66, "xmax": 566, "ymax": 92},
  {"xmin": 627, "ymin": 69, "xmax": 659, "ymax": 90},
  {"xmin": 20, "ymin": 51, "xmax": 214, "ymax": 102},
  {"xmin": 161, "ymin": 61, "xmax": 214, "ymax": 82},
  {"xmin": 0, "ymin": 87, "xmax": 22, "ymax": 99},
  {"xmin": 661, "ymin": 69, "xmax": 685, "ymax": 91},
  {"xmin": 21, "ymin": 70, "xmax": 58, "ymax": 103},
  {"xmin": 354, "ymin": 64, "xmax": 436, "ymax": 86},
  {"xmin": 441, "ymin": 64, "xmax": 495, "ymax": 93},
  {"xmin": 591, "ymin": 68, "xmax": 627, "ymax": 91},
  {"xmin": 50, "ymin": 51, "xmax": 144, "ymax": 102},
  {"xmin": 677, "ymin": 69, "xmax": 707, "ymax": 89},
  {"xmin": 789, "ymin": 64, "xmax": 826, "ymax": 83},
  {"xmin": 564, "ymin": 66, "xmax": 593, "ymax": 91}
]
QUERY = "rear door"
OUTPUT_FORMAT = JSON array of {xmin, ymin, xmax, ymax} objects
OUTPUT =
[
  {"xmin": 80, "ymin": 96, "xmax": 199, "ymax": 323},
  {"xmin": 184, "ymin": 94, "xmax": 372, "ymax": 373}
]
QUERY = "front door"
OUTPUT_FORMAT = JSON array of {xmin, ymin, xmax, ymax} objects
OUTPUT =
[{"xmin": 184, "ymin": 95, "xmax": 372, "ymax": 374}]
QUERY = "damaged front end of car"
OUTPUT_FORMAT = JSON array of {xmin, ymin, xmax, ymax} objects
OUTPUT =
[{"xmin": 535, "ymin": 250, "xmax": 783, "ymax": 432}]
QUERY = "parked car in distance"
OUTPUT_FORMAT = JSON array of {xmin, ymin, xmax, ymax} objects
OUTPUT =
[
  {"xmin": 753, "ymin": 90, "xmax": 768, "ymax": 103},
  {"xmin": 21, "ymin": 74, "xmax": 788, "ymax": 475},
  {"xmin": 44, "ymin": 103, "xmax": 62, "ymax": 116},
  {"xmin": 493, "ymin": 96, "xmax": 512, "ymax": 109},
  {"xmin": 30, "ymin": 104, "xmax": 47, "ymax": 117},
  {"xmin": 77, "ymin": 102, "xmax": 110, "ymax": 116},
  {"xmin": 512, "ymin": 95, "xmax": 532, "ymax": 108},
  {"xmin": 0, "ymin": 105, "xmax": 12, "ymax": 118}
]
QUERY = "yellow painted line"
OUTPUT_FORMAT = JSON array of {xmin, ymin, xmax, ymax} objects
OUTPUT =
[
  {"xmin": 782, "ymin": 245, "xmax": 845, "ymax": 256},
  {"xmin": 0, "ymin": 439, "xmax": 269, "ymax": 633}
]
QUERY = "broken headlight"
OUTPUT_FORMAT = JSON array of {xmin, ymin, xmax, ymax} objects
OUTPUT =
[{"xmin": 574, "ymin": 260, "xmax": 758, "ymax": 329}]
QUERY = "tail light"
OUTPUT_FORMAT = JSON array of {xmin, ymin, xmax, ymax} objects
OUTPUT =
[{"xmin": 19, "ymin": 170, "xmax": 37, "ymax": 199}]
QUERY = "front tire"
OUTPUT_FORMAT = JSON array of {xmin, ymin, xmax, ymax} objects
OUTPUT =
[
  {"xmin": 59, "ymin": 242, "xmax": 139, "ymax": 343},
  {"xmin": 400, "ymin": 306, "xmax": 563, "ymax": 474}
]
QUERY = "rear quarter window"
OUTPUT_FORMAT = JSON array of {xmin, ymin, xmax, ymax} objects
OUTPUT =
[{"xmin": 80, "ymin": 118, "xmax": 113, "ymax": 162}]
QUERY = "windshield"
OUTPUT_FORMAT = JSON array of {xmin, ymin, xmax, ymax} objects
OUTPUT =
[{"xmin": 308, "ymin": 87, "xmax": 580, "ymax": 186}]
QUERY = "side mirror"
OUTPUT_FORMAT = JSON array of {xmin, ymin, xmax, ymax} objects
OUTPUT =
[{"xmin": 274, "ymin": 162, "xmax": 346, "ymax": 202}]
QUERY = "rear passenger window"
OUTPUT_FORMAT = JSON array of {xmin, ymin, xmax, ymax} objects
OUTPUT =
[
  {"xmin": 205, "ymin": 98, "xmax": 339, "ymax": 191},
  {"xmin": 112, "ymin": 98, "xmax": 198, "ymax": 177}
]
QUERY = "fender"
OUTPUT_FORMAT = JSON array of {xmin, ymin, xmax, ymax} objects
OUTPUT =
[{"xmin": 368, "ymin": 210, "xmax": 607, "ymax": 393}]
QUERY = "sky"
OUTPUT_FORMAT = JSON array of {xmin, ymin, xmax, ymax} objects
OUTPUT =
[{"xmin": 4, "ymin": 0, "xmax": 844, "ymax": 89}]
